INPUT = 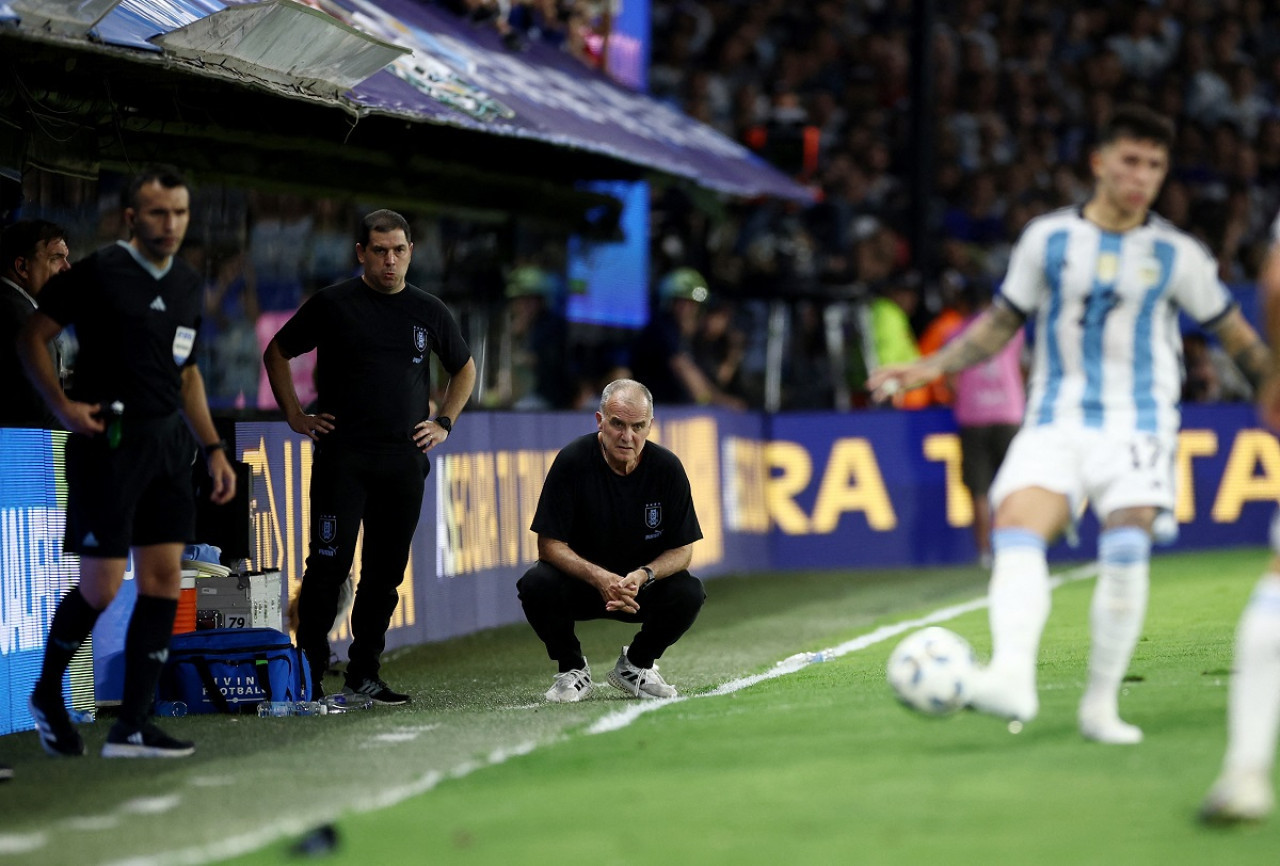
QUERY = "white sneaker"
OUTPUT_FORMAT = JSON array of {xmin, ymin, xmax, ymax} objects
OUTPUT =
[
  {"xmin": 606, "ymin": 646, "xmax": 677, "ymax": 700},
  {"xmin": 1200, "ymin": 769, "xmax": 1275, "ymax": 825},
  {"xmin": 545, "ymin": 664, "xmax": 592, "ymax": 703},
  {"xmin": 966, "ymin": 665, "xmax": 1038, "ymax": 722}
]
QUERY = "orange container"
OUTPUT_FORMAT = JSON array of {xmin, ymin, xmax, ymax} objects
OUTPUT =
[{"xmin": 173, "ymin": 572, "xmax": 198, "ymax": 635}]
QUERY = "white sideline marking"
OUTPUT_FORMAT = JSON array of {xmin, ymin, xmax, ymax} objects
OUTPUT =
[
  {"xmin": 101, "ymin": 564, "xmax": 1098, "ymax": 866},
  {"xmin": 120, "ymin": 796, "xmax": 182, "ymax": 816},
  {"xmin": 99, "ymin": 741, "xmax": 542, "ymax": 866},
  {"xmin": 366, "ymin": 724, "xmax": 441, "ymax": 745},
  {"xmin": 187, "ymin": 776, "xmax": 236, "ymax": 788},
  {"xmin": 62, "ymin": 816, "xmax": 121, "ymax": 832},
  {"xmin": 587, "ymin": 563, "xmax": 1099, "ymax": 735},
  {"xmin": 0, "ymin": 833, "xmax": 46, "ymax": 855}
]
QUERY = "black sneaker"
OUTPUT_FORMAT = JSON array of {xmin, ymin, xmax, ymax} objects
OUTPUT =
[
  {"xmin": 102, "ymin": 722, "xmax": 195, "ymax": 758},
  {"xmin": 343, "ymin": 675, "xmax": 410, "ymax": 705},
  {"xmin": 29, "ymin": 691, "xmax": 86, "ymax": 757}
]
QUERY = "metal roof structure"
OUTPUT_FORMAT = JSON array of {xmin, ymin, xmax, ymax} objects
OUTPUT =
[{"xmin": 0, "ymin": 0, "xmax": 810, "ymax": 227}]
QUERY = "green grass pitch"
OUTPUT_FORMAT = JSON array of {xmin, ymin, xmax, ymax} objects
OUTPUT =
[{"xmin": 2, "ymin": 548, "xmax": 1276, "ymax": 865}]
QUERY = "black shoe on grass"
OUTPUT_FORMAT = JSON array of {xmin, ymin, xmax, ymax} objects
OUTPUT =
[
  {"xmin": 343, "ymin": 676, "xmax": 409, "ymax": 705},
  {"xmin": 102, "ymin": 722, "xmax": 195, "ymax": 758},
  {"xmin": 29, "ymin": 691, "xmax": 86, "ymax": 757}
]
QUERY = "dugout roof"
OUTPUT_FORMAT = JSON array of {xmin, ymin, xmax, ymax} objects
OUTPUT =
[{"xmin": 0, "ymin": 0, "xmax": 810, "ymax": 230}]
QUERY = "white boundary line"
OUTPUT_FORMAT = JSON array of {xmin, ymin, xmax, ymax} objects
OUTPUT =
[
  {"xmin": 96, "ymin": 563, "xmax": 1098, "ymax": 866},
  {"xmin": 587, "ymin": 563, "xmax": 1099, "ymax": 734}
]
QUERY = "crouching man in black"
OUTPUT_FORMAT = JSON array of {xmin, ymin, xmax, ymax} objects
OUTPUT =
[{"xmin": 518, "ymin": 378, "xmax": 706, "ymax": 702}]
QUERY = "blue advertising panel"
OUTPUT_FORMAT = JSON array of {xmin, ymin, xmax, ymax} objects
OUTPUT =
[{"xmin": 0, "ymin": 429, "xmax": 90, "ymax": 734}]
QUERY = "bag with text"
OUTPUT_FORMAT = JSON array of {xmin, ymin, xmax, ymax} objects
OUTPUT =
[{"xmin": 157, "ymin": 627, "xmax": 313, "ymax": 714}]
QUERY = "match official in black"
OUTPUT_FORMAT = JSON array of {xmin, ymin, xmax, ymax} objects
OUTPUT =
[
  {"xmin": 19, "ymin": 165, "xmax": 237, "ymax": 758},
  {"xmin": 1, "ymin": 218, "xmax": 71, "ymax": 428},
  {"xmin": 518, "ymin": 378, "xmax": 706, "ymax": 702},
  {"xmin": 264, "ymin": 209, "xmax": 475, "ymax": 705}
]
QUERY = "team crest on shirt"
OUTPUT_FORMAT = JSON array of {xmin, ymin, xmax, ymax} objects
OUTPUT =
[
  {"xmin": 645, "ymin": 502, "xmax": 662, "ymax": 530},
  {"xmin": 1095, "ymin": 252, "xmax": 1119, "ymax": 284},
  {"xmin": 413, "ymin": 325, "xmax": 427, "ymax": 354},
  {"xmin": 319, "ymin": 514, "xmax": 337, "ymax": 544},
  {"xmin": 172, "ymin": 326, "xmax": 196, "ymax": 365}
]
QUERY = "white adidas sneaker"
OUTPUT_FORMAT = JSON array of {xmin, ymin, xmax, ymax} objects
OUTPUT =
[
  {"xmin": 545, "ymin": 664, "xmax": 592, "ymax": 703},
  {"xmin": 606, "ymin": 646, "xmax": 677, "ymax": 700}
]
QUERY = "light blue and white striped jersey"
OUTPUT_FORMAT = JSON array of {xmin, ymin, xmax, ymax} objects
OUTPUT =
[{"xmin": 999, "ymin": 206, "xmax": 1233, "ymax": 437}]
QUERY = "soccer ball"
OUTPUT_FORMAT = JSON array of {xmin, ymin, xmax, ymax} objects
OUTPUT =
[{"xmin": 886, "ymin": 626, "xmax": 977, "ymax": 716}]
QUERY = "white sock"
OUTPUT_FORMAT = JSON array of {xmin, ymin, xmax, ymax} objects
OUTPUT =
[
  {"xmin": 986, "ymin": 529, "xmax": 1051, "ymax": 694},
  {"xmin": 1222, "ymin": 574, "xmax": 1280, "ymax": 775},
  {"xmin": 1081, "ymin": 527, "xmax": 1150, "ymax": 720}
]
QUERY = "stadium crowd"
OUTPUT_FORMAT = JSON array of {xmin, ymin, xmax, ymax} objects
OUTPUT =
[{"xmin": 8, "ymin": 1, "xmax": 1280, "ymax": 413}]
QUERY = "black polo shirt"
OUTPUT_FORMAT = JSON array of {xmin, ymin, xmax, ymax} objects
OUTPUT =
[
  {"xmin": 531, "ymin": 432, "xmax": 703, "ymax": 575},
  {"xmin": 274, "ymin": 277, "xmax": 471, "ymax": 449},
  {"xmin": 38, "ymin": 242, "xmax": 202, "ymax": 419}
]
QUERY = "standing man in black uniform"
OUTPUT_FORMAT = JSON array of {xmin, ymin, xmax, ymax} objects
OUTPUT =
[
  {"xmin": 264, "ymin": 209, "xmax": 475, "ymax": 705},
  {"xmin": 18, "ymin": 165, "xmax": 237, "ymax": 758},
  {"xmin": 1, "ymin": 218, "xmax": 71, "ymax": 427},
  {"xmin": 517, "ymin": 378, "xmax": 706, "ymax": 702}
]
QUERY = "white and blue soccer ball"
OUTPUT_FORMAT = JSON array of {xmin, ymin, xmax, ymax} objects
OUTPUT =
[{"xmin": 886, "ymin": 626, "xmax": 977, "ymax": 716}]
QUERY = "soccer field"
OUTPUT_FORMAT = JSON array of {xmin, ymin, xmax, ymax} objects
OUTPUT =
[{"xmin": 2, "ymin": 548, "xmax": 1276, "ymax": 865}]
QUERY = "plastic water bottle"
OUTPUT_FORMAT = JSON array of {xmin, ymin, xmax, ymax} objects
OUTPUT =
[
  {"xmin": 322, "ymin": 693, "xmax": 373, "ymax": 713},
  {"xmin": 257, "ymin": 700, "xmax": 329, "ymax": 717},
  {"xmin": 257, "ymin": 701, "xmax": 296, "ymax": 717},
  {"xmin": 69, "ymin": 708, "xmax": 96, "ymax": 724},
  {"xmin": 106, "ymin": 401, "xmax": 125, "ymax": 449},
  {"xmin": 155, "ymin": 700, "xmax": 188, "ymax": 717}
]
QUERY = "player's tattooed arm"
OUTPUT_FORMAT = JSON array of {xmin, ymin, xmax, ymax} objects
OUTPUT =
[
  {"xmin": 1210, "ymin": 307, "xmax": 1270, "ymax": 391},
  {"xmin": 932, "ymin": 303, "xmax": 1025, "ymax": 375}
]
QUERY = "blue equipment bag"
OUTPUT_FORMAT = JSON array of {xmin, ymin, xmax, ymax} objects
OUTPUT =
[{"xmin": 158, "ymin": 627, "xmax": 313, "ymax": 714}]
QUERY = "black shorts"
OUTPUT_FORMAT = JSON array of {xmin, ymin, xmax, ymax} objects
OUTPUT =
[
  {"xmin": 63, "ymin": 413, "xmax": 197, "ymax": 558},
  {"xmin": 959, "ymin": 423, "xmax": 1019, "ymax": 497}
]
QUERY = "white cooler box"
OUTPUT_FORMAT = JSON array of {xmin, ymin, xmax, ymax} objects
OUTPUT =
[{"xmin": 195, "ymin": 571, "xmax": 284, "ymax": 632}]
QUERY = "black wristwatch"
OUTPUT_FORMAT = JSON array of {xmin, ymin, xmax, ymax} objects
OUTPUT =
[
  {"xmin": 434, "ymin": 416, "xmax": 453, "ymax": 434},
  {"xmin": 204, "ymin": 439, "xmax": 229, "ymax": 458},
  {"xmin": 641, "ymin": 566, "xmax": 656, "ymax": 588}
]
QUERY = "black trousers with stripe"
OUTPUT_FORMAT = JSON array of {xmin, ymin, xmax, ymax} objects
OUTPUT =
[
  {"xmin": 296, "ymin": 443, "xmax": 427, "ymax": 687},
  {"xmin": 517, "ymin": 560, "xmax": 705, "ymax": 671}
]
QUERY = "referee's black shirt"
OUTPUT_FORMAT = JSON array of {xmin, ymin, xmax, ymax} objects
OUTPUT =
[{"xmin": 37, "ymin": 242, "xmax": 202, "ymax": 419}]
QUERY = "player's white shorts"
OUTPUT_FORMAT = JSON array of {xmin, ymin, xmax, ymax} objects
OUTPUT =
[{"xmin": 989, "ymin": 424, "xmax": 1177, "ymax": 520}]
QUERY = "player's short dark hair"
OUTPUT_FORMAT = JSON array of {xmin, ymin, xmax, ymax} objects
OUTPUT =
[
  {"xmin": 359, "ymin": 209, "xmax": 412, "ymax": 246},
  {"xmin": 123, "ymin": 164, "xmax": 188, "ymax": 211},
  {"xmin": 1097, "ymin": 104, "xmax": 1175, "ymax": 150},
  {"xmin": 0, "ymin": 219, "xmax": 67, "ymax": 274}
]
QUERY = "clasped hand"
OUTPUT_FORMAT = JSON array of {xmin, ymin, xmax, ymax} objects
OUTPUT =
[{"xmin": 603, "ymin": 570, "xmax": 644, "ymax": 614}]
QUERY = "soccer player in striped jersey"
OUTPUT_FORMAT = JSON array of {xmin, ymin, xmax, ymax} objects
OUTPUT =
[
  {"xmin": 1200, "ymin": 214, "xmax": 1280, "ymax": 823},
  {"xmin": 869, "ymin": 104, "xmax": 1269, "ymax": 744}
]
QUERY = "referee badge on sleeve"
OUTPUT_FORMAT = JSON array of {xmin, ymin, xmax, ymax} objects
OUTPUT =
[{"xmin": 172, "ymin": 326, "xmax": 196, "ymax": 365}]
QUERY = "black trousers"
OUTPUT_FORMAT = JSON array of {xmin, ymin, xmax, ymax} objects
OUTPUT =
[
  {"xmin": 517, "ymin": 560, "xmax": 706, "ymax": 670},
  {"xmin": 297, "ymin": 443, "xmax": 427, "ymax": 686}
]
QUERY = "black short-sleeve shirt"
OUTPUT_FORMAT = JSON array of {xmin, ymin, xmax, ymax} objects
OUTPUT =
[
  {"xmin": 531, "ymin": 432, "xmax": 703, "ymax": 574},
  {"xmin": 273, "ymin": 277, "xmax": 471, "ymax": 448},
  {"xmin": 37, "ymin": 243, "xmax": 202, "ymax": 419}
]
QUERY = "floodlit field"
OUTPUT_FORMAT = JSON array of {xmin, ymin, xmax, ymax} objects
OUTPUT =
[{"xmin": 2, "ymin": 549, "xmax": 1276, "ymax": 865}]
